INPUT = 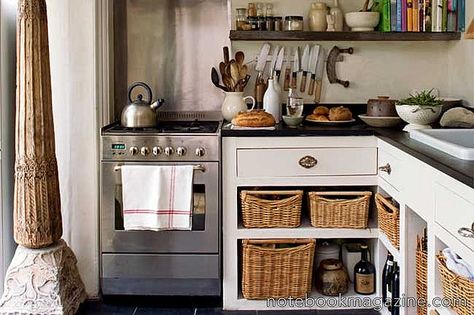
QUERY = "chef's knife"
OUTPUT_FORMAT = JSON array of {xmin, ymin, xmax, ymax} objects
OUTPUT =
[
  {"xmin": 291, "ymin": 47, "xmax": 300, "ymax": 89},
  {"xmin": 314, "ymin": 48, "xmax": 326, "ymax": 103},
  {"xmin": 274, "ymin": 47, "xmax": 285, "ymax": 82},
  {"xmin": 308, "ymin": 45, "xmax": 321, "ymax": 96},
  {"xmin": 283, "ymin": 49, "xmax": 291, "ymax": 91},
  {"xmin": 268, "ymin": 45, "xmax": 281, "ymax": 79},
  {"xmin": 254, "ymin": 43, "xmax": 271, "ymax": 108},
  {"xmin": 299, "ymin": 44, "xmax": 311, "ymax": 93},
  {"xmin": 255, "ymin": 42, "xmax": 271, "ymax": 81}
]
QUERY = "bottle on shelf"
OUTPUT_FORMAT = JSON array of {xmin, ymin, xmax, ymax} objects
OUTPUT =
[
  {"xmin": 382, "ymin": 253, "xmax": 394, "ymax": 311},
  {"xmin": 354, "ymin": 245, "xmax": 376, "ymax": 295},
  {"xmin": 330, "ymin": 0, "xmax": 344, "ymax": 32},
  {"xmin": 391, "ymin": 261, "xmax": 400, "ymax": 315}
]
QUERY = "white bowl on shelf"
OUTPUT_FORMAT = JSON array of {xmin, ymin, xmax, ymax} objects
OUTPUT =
[
  {"xmin": 345, "ymin": 12, "xmax": 380, "ymax": 32},
  {"xmin": 395, "ymin": 105, "xmax": 443, "ymax": 131}
]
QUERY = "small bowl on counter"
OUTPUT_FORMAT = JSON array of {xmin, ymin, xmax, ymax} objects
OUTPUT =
[
  {"xmin": 395, "ymin": 104, "xmax": 443, "ymax": 131},
  {"xmin": 345, "ymin": 12, "xmax": 380, "ymax": 31},
  {"xmin": 359, "ymin": 115, "xmax": 403, "ymax": 128},
  {"xmin": 282, "ymin": 115, "xmax": 304, "ymax": 127}
]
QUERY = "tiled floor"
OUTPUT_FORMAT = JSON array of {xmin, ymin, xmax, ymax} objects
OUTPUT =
[{"xmin": 77, "ymin": 298, "xmax": 380, "ymax": 315}]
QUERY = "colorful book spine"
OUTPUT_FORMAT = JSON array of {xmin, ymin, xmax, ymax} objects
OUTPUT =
[
  {"xmin": 424, "ymin": 0, "xmax": 432, "ymax": 32},
  {"xmin": 407, "ymin": 0, "xmax": 414, "ymax": 31},
  {"xmin": 413, "ymin": 0, "xmax": 419, "ymax": 31},
  {"xmin": 420, "ymin": 0, "xmax": 425, "ymax": 31},
  {"xmin": 433, "ymin": 0, "xmax": 443, "ymax": 31},
  {"xmin": 458, "ymin": 0, "xmax": 465, "ymax": 31},
  {"xmin": 391, "ymin": 0, "xmax": 398, "ymax": 31},
  {"xmin": 442, "ymin": 0, "xmax": 448, "ymax": 31},
  {"xmin": 402, "ymin": 0, "xmax": 408, "ymax": 31},
  {"xmin": 397, "ymin": 0, "xmax": 403, "ymax": 31}
]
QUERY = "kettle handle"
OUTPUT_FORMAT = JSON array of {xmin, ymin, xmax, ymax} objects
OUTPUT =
[{"xmin": 128, "ymin": 82, "xmax": 153, "ymax": 105}]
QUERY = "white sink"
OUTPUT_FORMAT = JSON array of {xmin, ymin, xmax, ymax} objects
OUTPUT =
[{"xmin": 410, "ymin": 129, "xmax": 474, "ymax": 160}]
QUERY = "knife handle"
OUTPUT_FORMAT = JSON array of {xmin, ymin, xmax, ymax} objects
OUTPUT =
[
  {"xmin": 276, "ymin": 70, "xmax": 281, "ymax": 83},
  {"xmin": 308, "ymin": 75, "xmax": 316, "ymax": 96},
  {"xmin": 300, "ymin": 73, "xmax": 307, "ymax": 93},
  {"xmin": 283, "ymin": 68, "xmax": 291, "ymax": 91},
  {"xmin": 314, "ymin": 79, "xmax": 323, "ymax": 104},
  {"xmin": 291, "ymin": 73, "xmax": 297, "ymax": 89}
]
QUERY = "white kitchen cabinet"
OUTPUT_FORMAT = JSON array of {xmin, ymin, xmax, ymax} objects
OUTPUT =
[{"xmin": 223, "ymin": 135, "xmax": 474, "ymax": 314}]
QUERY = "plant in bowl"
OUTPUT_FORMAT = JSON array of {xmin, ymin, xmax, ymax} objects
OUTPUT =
[{"xmin": 395, "ymin": 90, "xmax": 443, "ymax": 131}]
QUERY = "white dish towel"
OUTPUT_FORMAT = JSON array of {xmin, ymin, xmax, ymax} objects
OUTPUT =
[
  {"xmin": 121, "ymin": 165, "xmax": 194, "ymax": 231},
  {"xmin": 442, "ymin": 248, "xmax": 474, "ymax": 280}
]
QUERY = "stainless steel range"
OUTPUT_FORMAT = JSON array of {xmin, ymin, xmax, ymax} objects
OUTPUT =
[{"xmin": 100, "ymin": 111, "xmax": 222, "ymax": 296}]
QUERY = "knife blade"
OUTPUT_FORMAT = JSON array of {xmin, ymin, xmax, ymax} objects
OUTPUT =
[
  {"xmin": 268, "ymin": 45, "xmax": 281, "ymax": 79},
  {"xmin": 274, "ymin": 47, "xmax": 285, "ymax": 82},
  {"xmin": 308, "ymin": 45, "xmax": 321, "ymax": 96},
  {"xmin": 314, "ymin": 48, "xmax": 326, "ymax": 103},
  {"xmin": 291, "ymin": 47, "xmax": 300, "ymax": 89},
  {"xmin": 299, "ymin": 45, "xmax": 311, "ymax": 92},
  {"xmin": 255, "ymin": 42, "xmax": 271, "ymax": 79}
]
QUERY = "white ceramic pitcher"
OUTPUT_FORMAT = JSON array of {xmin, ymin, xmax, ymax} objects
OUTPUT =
[{"xmin": 221, "ymin": 92, "xmax": 256, "ymax": 122}]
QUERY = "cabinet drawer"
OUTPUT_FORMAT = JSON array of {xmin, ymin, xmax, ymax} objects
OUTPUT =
[
  {"xmin": 435, "ymin": 183, "xmax": 474, "ymax": 251},
  {"xmin": 378, "ymin": 149, "xmax": 402, "ymax": 190},
  {"xmin": 237, "ymin": 147, "xmax": 377, "ymax": 178}
]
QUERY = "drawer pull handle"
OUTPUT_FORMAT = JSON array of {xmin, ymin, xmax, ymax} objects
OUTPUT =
[
  {"xmin": 458, "ymin": 223, "xmax": 474, "ymax": 238},
  {"xmin": 379, "ymin": 163, "xmax": 392, "ymax": 175},
  {"xmin": 299, "ymin": 156, "xmax": 318, "ymax": 169}
]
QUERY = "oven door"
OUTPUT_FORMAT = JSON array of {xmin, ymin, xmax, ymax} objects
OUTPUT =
[{"xmin": 101, "ymin": 162, "xmax": 219, "ymax": 254}]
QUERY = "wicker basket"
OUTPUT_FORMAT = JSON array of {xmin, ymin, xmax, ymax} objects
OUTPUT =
[
  {"xmin": 416, "ymin": 247, "xmax": 427, "ymax": 315},
  {"xmin": 437, "ymin": 254, "xmax": 474, "ymax": 315},
  {"xmin": 308, "ymin": 191, "xmax": 372, "ymax": 229},
  {"xmin": 375, "ymin": 193, "xmax": 400, "ymax": 250},
  {"xmin": 240, "ymin": 190, "xmax": 303, "ymax": 228},
  {"xmin": 242, "ymin": 239, "xmax": 315, "ymax": 299}
]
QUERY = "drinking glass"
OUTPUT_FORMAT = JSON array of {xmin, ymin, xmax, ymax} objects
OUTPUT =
[{"xmin": 286, "ymin": 97, "xmax": 304, "ymax": 117}]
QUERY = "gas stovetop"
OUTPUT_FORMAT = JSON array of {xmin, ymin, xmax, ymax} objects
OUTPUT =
[
  {"xmin": 100, "ymin": 112, "xmax": 222, "ymax": 162},
  {"xmin": 102, "ymin": 120, "xmax": 220, "ymax": 135}
]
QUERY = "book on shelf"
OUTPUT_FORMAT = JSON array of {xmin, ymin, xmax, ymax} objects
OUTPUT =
[{"xmin": 387, "ymin": 0, "xmax": 463, "ymax": 32}]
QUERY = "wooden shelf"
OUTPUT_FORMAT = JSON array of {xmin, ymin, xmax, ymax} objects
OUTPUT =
[
  {"xmin": 229, "ymin": 30, "xmax": 461, "ymax": 41},
  {"xmin": 236, "ymin": 217, "xmax": 379, "ymax": 239}
]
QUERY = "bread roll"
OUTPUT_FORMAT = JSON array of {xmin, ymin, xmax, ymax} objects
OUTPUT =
[
  {"xmin": 313, "ymin": 106, "xmax": 329, "ymax": 116},
  {"xmin": 232, "ymin": 110, "xmax": 276, "ymax": 127},
  {"xmin": 307, "ymin": 114, "xmax": 329, "ymax": 121},
  {"xmin": 329, "ymin": 106, "xmax": 353, "ymax": 121}
]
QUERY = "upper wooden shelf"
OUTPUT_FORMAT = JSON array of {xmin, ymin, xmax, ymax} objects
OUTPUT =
[{"xmin": 229, "ymin": 30, "xmax": 461, "ymax": 41}]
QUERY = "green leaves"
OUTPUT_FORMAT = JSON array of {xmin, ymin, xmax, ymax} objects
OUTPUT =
[{"xmin": 397, "ymin": 89, "xmax": 443, "ymax": 107}]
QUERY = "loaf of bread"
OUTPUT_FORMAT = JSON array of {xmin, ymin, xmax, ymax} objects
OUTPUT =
[
  {"xmin": 313, "ymin": 106, "xmax": 329, "ymax": 116},
  {"xmin": 329, "ymin": 106, "xmax": 353, "ymax": 121},
  {"xmin": 232, "ymin": 110, "xmax": 276, "ymax": 127}
]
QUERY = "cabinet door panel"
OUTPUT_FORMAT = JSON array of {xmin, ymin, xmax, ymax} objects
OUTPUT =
[
  {"xmin": 435, "ymin": 183, "xmax": 474, "ymax": 252},
  {"xmin": 236, "ymin": 147, "xmax": 377, "ymax": 178}
]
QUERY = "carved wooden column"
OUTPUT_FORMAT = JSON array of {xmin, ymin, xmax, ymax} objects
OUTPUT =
[
  {"xmin": 0, "ymin": 1, "xmax": 86, "ymax": 313},
  {"xmin": 14, "ymin": 0, "xmax": 62, "ymax": 248}
]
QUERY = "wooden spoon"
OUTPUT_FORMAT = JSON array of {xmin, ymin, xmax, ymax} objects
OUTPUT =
[
  {"xmin": 360, "ymin": 0, "xmax": 370, "ymax": 12},
  {"xmin": 235, "ymin": 51, "xmax": 245, "ymax": 65}
]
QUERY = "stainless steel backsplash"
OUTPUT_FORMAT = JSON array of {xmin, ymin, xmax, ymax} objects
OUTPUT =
[{"xmin": 113, "ymin": 0, "xmax": 229, "ymax": 119}]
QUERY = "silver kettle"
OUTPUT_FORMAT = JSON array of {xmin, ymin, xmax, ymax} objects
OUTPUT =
[{"xmin": 121, "ymin": 82, "xmax": 165, "ymax": 128}]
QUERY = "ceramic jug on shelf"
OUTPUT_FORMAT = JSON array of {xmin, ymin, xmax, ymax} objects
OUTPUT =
[
  {"xmin": 221, "ymin": 92, "xmax": 256, "ymax": 122},
  {"xmin": 263, "ymin": 79, "xmax": 282, "ymax": 123},
  {"xmin": 308, "ymin": 1, "xmax": 328, "ymax": 32},
  {"xmin": 330, "ymin": 0, "xmax": 344, "ymax": 32}
]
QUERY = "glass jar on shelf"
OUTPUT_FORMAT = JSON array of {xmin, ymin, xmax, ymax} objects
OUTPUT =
[
  {"xmin": 235, "ymin": 8, "xmax": 248, "ymax": 31},
  {"xmin": 247, "ymin": 3, "xmax": 257, "ymax": 17},
  {"xmin": 284, "ymin": 16, "xmax": 304, "ymax": 31}
]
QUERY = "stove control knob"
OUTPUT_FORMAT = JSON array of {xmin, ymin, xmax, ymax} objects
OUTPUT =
[
  {"xmin": 165, "ymin": 147, "xmax": 174, "ymax": 156},
  {"xmin": 130, "ymin": 146, "xmax": 139, "ymax": 156},
  {"xmin": 140, "ymin": 147, "xmax": 150, "ymax": 156},
  {"xmin": 195, "ymin": 147, "xmax": 206, "ymax": 157},
  {"xmin": 152, "ymin": 146, "xmax": 163, "ymax": 156},
  {"xmin": 176, "ymin": 147, "xmax": 186, "ymax": 157}
]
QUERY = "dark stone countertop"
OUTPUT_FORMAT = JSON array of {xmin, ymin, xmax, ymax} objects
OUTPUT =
[{"xmin": 221, "ymin": 123, "xmax": 474, "ymax": 188}]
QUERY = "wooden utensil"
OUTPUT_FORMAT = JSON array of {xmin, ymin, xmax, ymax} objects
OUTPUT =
[
  {"xmin": 235, "ymin": 51, "xmax": 245, "ymax": 65},
  {"xmin": 360, "ymin": 0, "xmax": 370, "ymax": 12}
]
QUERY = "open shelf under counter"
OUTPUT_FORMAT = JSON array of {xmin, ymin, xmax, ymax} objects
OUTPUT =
[
  {"xmin": 378, "ymin": 231, "xmax": 401, "ymax": 262},
  {"xmin": 236, "ymin": 217, "xmax": 379, "ymax": 239},
  {"xmin": 229, "ymin": 30, "xmax": 461, "ymax": 41},
  {"xmin": 231, "ymin": 287, "xmax": 379, "ymax": 311}
]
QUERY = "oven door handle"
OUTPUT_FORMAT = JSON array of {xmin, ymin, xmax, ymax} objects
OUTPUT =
[{"xmin": 113, "ymin": 164, "xmax": 206, "ymax": 173}]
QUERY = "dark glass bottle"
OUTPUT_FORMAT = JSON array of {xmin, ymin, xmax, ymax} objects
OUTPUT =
[
  {"xmin": 354, "ymin": 245, "xmax": 376, "ymax": 295},
  {"xmin": 391, "ymin": 262, "xmax": 400, "ymax": 315},
  {"xmin": 382, "ymin": 253, "xmax": 394, "ymax": 311}
]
